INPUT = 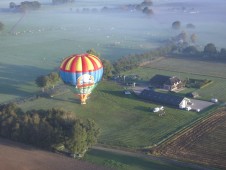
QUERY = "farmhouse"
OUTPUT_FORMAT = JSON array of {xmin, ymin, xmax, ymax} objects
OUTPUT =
[
  {"xmin": 140, "ymin": 89, "xmax": 190, "ymax": 109},
  {"xmin": 149, "ymin": 75, "xmax": 183, "ymax": 91}
]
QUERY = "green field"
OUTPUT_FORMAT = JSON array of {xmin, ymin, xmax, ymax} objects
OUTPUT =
[
  {"xmin": 84, "ymin": 149, "xmax": 197, "ymax": 170},
  {"xmin": 15, "ymin": 56, "xmax": 226, "ymax": 149},
  {"xmin": 125, "ymin": 57, "xmax": 226, "ymax": 102},
  {"xmin": 1, "ymin": 1, "xmax": 226, "ymax": 169},
  {"xmin": 20, "ymin": 80, "xmax": 211, "ymax": 148}
]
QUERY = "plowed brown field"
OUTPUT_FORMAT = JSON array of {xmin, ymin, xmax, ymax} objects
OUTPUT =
[
  {"xmin": 154, "ymin": 108, "xmax": 226, "ymax": 169},
  {"xmin": 0, "ymin": 138, "xmax": 110, "ymax": 170}
]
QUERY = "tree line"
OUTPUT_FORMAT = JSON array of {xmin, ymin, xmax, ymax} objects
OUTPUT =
[
  {"xmin": 0, "ymin": 104, "xmax": 100, "ymax": 155},
  {"xmin": 9, "ymin": 1, "xmax": 41, "ymax": 12},
  {"xmin": 52, "ymin": 0, "xmax": 75, "ymax": 5}
]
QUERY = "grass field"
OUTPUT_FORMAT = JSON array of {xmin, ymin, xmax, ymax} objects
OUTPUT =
[
  {"xmin": 20, "ymin": 80, "xmax": 212, "ymax": 148},
  {"xmin": 84, "ymin": 149, "xmax": 198, "ymax": 170},
  {"xmin": 125, "ymin": 57, "xmax": 226, "ymax": 102}
]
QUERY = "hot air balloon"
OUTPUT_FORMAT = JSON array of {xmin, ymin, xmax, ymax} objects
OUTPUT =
[{"xmin": 60, "ymin": 53, "xmax": 103, "ymax": 104}]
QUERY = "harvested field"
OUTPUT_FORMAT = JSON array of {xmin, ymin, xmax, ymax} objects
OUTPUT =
[
  {"xmin": 0, "ymin": 138, "xmax": 110, "ymax": 170},
  {"xmin": 153, "ymin": 108, "xmax": 226, "ymax": 169}
]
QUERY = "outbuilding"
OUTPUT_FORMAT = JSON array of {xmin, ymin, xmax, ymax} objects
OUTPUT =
[{"xmin": 140, "ymin": 89, "xmax": 190, "ymax": 109}]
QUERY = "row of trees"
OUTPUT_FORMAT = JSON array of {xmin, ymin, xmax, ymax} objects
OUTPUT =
[
  {"xmin": 172, "ymin": 21, "xmax": 195, "ymax": 30},
  {"xmin": 86, "ymin": 45, "xmax": 174, "ymax": 75},
  {"xmin": 52, "ymin": 0, "xmax": 75, "ymax": 5},
  {"xmin": 9, "ymin": 1, "xmax": 41, "ymax": 12},
  {"xmin": 0, "ymin": 104, "xmax": 99, "ymax": 155},
  {"xmin": 182, "ymin": 43, "xmax": 226, "ymax": 58},
  {"xmin": 113, "ymin": 45, "xmax": 174, "ymax": 73},
  {"xmin": 101, "ymin": 0, "xmax": 154, "ymax": 15}
]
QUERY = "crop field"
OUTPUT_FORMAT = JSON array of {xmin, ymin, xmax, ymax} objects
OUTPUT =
[
  {"xmin": 125, "ymin": 57, "xmax": 226, "ymax": 101},
  {"xmin": 153, "ymin": 108, "xmax": 226, "ymax": 169},
  {"xmin": 0, "ymin": 137, "xmax": 110, "ymax": 170}
]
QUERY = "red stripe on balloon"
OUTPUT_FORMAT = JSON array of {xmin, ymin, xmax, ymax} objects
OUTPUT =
[
  {"xmin": 70, "ymin": 55, "xmax": 79, "ymax": 72},
  {"xmin": 61, "ymin": 56, "xmax": 72, "ymax": 71},
  {"xmin": 81, "ymin": 55, "xmax": 88, "ymax": 72}
]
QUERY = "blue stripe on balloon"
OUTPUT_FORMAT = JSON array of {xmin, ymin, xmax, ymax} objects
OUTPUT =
[{"xmin": 60, "ymin": 68, "xmax": 103, "ymax": 86}]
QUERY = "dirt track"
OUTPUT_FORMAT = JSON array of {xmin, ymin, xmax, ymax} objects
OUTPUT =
[{"xmin": 0, "ymin": 138, "xmax": 110, "ymax": 170}]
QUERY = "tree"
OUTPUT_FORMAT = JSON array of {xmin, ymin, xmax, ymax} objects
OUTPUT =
[
  {"xmin": 186, "ymin": 23, "xmax": 195, "ymax": 29},
  {"xmin": 220, "ymin": 48, "xmax": 226, "ymax": 58},
  {"xmin": 101, "ymin": 59, "xmax": 113, "ymax": 79},
  {"xmin": 142, "ymin": 7, "xmax": 153, "ymax": 15},
  {"xmin": 35, "ymin": 75, "xmax": 49, "ymax": 92},
  {"xmin": 48, "ymin": 72, "xmax": 60, "ymax": 88},
  {"xmin": 65, "ymin": 119, "xmax": 99, "ymax": 155},
  {"xmin": 0, "ymin": 22, "xmax": 4, "ymax": 31},
  {"xmin": 204, "ymin": 43, "xmax": 217, "ymax": 55},
  {"xmin": 141, "ymin": 0, "xmax": 153, "ymax": 6},
  {"xmin": 178, "ymin": 31, "xmax": 187, "ymax": 42},
  {"xmin": 52, "ymin": 0, "xmax": 75, "ymax": 5},
  {"xmin": 86, "ymin": 48, "xmax": 100, "ymax": 57},
  {"xmin": 172, "ymin": 21, "xmax": 181, "ymax": 30},
  {"xmin": 86, "ymin": 49, "xmax": 113, "ymax": 79},
  {"xmin": 9, "ymin": 2, "xmax": 16, "ymax": 8},
  {"xmin": 183, "ymin": 46, "xmax": 198, "ymax": 54},
  {"xmin": 190, "ymin": 33, "xmax": 197, "ymax": 43}
]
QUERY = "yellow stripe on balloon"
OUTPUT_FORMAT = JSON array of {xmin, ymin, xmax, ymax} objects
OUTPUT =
[
  {"xmin": 65, "ymin": 57, "xmax": 75, "ymax": 71},
  {"xmin": 76, "ymin": 56, "xmax": 82, "ymax": 71},
  {"xmin": 85, "ymin": 56, "xmax": 94, "ymax": 71},
  {"xmin": 89, "ymin": 55, "xmax": 101, "ymax": 68},
  {"xmin": 60, "ymin": 58, "xmax": 69, "ymax": 69}
]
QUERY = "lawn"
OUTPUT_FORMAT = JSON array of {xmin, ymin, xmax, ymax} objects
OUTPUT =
[
  {"xmin": 20, "ymin": 80, "xmax": 209, "ymax": 148},
  {"xmin": 84, "ymin": 149, "xmax": 197, "ymax": 170}
]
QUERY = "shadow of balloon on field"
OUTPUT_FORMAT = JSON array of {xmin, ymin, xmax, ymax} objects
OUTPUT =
[{"xmin": 0, "ymin": 63, "xmax": 50, "ymax": 99}]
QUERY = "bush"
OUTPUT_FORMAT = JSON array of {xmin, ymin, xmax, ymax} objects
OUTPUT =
[
  {"xmin": 172, "ymin": 21, "xmax": 181, "ymax": 30},
  {"xmin": 0, "ymin": 22, "xmax": 4, "ymax": 31}
]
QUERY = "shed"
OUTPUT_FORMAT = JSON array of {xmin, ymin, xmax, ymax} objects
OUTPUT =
[{"xmin": 140, "ymin": 89, "xmax": 190, "ymax": 109}]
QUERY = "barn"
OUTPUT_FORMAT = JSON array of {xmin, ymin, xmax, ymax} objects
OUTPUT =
[{"xmin": 140, "ymin": 89, "xmax": 190, "ymax": 109}]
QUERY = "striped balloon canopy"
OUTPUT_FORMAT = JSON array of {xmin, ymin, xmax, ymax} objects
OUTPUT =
[{"xmin": 60, "ymin": 53, "xmax": 103, "ymax": 104}]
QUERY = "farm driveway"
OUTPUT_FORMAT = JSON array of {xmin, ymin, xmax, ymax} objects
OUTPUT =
[{"xmin": 189, "ymin": 99, "xmax": 214, "ymax": 111}]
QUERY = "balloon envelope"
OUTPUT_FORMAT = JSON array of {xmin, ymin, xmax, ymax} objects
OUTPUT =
[{"xmin": 60, "ymin": 53, "xmax": 103, "ymax": 104}]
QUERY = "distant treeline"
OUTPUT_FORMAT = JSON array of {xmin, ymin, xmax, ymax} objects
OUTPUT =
[
  {"xmin": 52, "ymin": 0, "xmax": 75, "ymax": 5},
  {"xmin": 113, "ymin": 45, "xmax": 174, "ymax": 73},
  {"xmin": 9, "ymin": 1, "xmax": 41, "ymax": 12},
  {"xmin": 112, "ymin": 32, "xmax": 226, "ymax": 74},
  {"xmin": 0, "ymin": 104, "xmax": 99, "ymax": 155}
]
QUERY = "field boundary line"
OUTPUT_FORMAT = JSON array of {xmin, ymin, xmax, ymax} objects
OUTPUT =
[{"xmin": 142, "ymin": 65, "xmax": 226, "ymax": 80}]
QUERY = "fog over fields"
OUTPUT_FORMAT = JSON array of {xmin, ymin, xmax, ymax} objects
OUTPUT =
[{"xmin": 0, "ymin": 0, "xmax": 226, "ymax": 102}]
